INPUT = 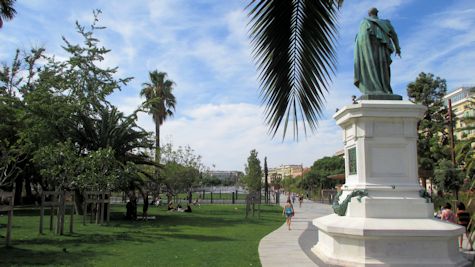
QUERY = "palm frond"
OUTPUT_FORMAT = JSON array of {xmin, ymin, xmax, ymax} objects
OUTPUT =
[
  {"xmin": 247, "ymin": 0, "xmax": 340, "ymax": 139},
  {"xmin": 0, "ymin": 0, "xmax": 16, "ymax": 20}
]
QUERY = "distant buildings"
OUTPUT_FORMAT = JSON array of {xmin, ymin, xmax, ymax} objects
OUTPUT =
[
  {"xmin": 267, "ymin": 164, "xmax": 309, "ymax": 180},
  {"xmin": 207, "ymin": 170, "xmax": 242, "ymax": 184},
  {"xmin": 443, "ymin": 86, "xmax": 475, "ymax": 140}
]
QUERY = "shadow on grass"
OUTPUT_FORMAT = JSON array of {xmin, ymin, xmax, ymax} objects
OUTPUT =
[
  {"xmin": 169, "ymin": 233, "xmax": 235, "ymax": 242},
  {"xmin": 12, "ymin": 231, "xmax": 152, "ymax": 247},
  {"xmin": 108, "ymin": 212, "xmax": 245, "ymax": 229},
  {"xmin": 0, "ymin": 246, "xmax": 99, "ymax": 266}
]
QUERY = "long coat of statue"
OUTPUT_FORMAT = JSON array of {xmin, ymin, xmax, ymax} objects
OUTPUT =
[{"xmin": 354, "ymin": 13, "xmax": 401, "ymax": 95}]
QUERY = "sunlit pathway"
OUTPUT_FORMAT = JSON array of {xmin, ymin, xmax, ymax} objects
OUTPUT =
[{"xmin": 258, "ymin": 197, "xmax": 332, "ymax": 267}]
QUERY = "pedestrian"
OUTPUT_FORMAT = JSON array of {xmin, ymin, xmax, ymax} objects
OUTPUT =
[
  {"xmin": 291, "ymin": 194, "xmax": 296, "ymax": 203},
  {"xmin": 283, "ymin": 199, "xmax": 294, "ymax": 230},
  {"xmin": 456, "ymin": 202, "xmax": 473, "ymax": 250},
  {"xmin": 299, "ymin": 194, "xmax": 304, "ymax": 208},
  {"xmin": 440, "ymin": 203, "xmax": 456, "ymax": 223}
]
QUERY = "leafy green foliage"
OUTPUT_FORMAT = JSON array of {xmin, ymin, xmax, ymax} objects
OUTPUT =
[
  {"xmin": 434, "ymin": 159, "xmax": 464, "ymax": 194},
  {"xmin": 301, "ymin": 155, "xmax": 344, "ymax": 191},
  {"xmin": 160, "ymin": 143, "xmax": 205, "ymax": 195},
  {"xmin": 246, "ymin": 0, "xmax": 341, "ymax": 139},
  {"xmin": 32, "ymin": 141, "xmax": 121, "ymax": 191},
  {"xmin": 0, "ymin": 11, "xmax": 154, "ymax": 201},
  {"xmin": 282, "ymin": 175, "xmax": 300, "ymax": 193},
  {"xmin": 407, "ymin": 72, "xmax": 449, "ymax": 174},
  {"xmin": 242, "ymin": 149, "xmax": 262, "ymax": 191}
]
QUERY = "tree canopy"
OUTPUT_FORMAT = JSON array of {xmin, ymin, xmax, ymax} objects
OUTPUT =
[{"xmin": 242, "ymin": 149, "xmax": 262, "ymax": 192}]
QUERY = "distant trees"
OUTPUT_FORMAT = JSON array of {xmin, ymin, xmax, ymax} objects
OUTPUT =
[
  {"xmin": 300, "ymin": 156, "xmax": 344, "ymax": 194},
  {"xmin": 160, "ymin": 143, "xmax": 205, "ymax": 203},
  {"xmin": 242, "ymin": 149, "xmax": 262, "ymax": 192}
]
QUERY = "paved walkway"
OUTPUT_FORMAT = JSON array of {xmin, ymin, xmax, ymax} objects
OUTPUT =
[
  {"xmin": 259, "ymin": 198, "xmax": 475, "ymax": 266},
  {"xmin": 258, "ymin": 198, "xmax": 332, "ymax": 267}
]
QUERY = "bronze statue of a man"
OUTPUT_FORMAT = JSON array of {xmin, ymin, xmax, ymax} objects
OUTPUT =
[{"xmin": 354, "ymin": 7, "xmax": 401, "ymax": 97}]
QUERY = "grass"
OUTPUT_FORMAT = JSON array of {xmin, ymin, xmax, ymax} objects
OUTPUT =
[{"xmin": 0, "ymin": 204, "xmax": 282, "ymax": 267}]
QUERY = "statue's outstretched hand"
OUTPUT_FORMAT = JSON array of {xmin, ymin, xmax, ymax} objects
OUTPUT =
[{"xmin": 396, "ymin": 50, "xmax": 401, "ymax": 58}]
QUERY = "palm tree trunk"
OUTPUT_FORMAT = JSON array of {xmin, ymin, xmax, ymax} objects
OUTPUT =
[
  {"xmin": 155, "ymin": 118, "xmax": 160, "ymax": 163},
  {"xmin": 155, "ymin": 118, "xmax": 160, "ymax": 181}
]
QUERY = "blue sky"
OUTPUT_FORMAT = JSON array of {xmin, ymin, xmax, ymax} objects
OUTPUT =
[{"xmin": 1, "ymin": 0, "xmax": 475, "ymax": 171}]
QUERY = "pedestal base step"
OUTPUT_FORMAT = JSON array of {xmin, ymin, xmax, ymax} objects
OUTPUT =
[{"xmin": 313, "ymin": 214, "xmax": 469, "ymax": 267}]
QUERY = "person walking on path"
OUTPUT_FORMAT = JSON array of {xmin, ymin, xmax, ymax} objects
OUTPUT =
[
  {"xmin": 298, "ymin": 194, "xmax": 304, "ymax": 208},
  {"xmin": 283, "ymin": 199, "xmax": 294, "ymax": 230},
  {"xmin": 456, "ymin": 202, "xmax": 473, "ymax": 250}
]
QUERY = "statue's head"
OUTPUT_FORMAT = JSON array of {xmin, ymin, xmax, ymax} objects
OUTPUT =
[{"xmin": 368, "ymin": 7, "xmax": 379, "ymax": 16}]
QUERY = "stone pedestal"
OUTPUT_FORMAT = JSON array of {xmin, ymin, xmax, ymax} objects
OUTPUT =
[{"xmin": 312, "ymin": 100, "xmax": 469, "ymax": 266}]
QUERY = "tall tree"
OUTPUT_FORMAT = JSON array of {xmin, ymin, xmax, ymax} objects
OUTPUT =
[
  {"xmin": 407, "ymin": 72, "xmax": 448, "ymax": 189},
  {"xmin": 0, "ymin": 0, "xmax": 16, "ymax": 29},
  {"xmin": 243, "ymin": 149, "xmax": 262, "ymax": 192},
  {"xmin": 140, "ymin": 71, "xmax": 176, "ymax": 163},
  {"xmin": 246, "ymin": 0, "xmax": 342, "ymax": 139},
  {"xmin": 264, "ymin": 156, "xmax": 269, "ymax": 203}
]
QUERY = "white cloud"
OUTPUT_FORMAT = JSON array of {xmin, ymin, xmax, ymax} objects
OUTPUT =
[{"xmin": 114, "ymin": 98, "xmax": 343, "ymax": 171}]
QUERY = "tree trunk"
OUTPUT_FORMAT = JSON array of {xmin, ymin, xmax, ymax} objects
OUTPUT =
[
  {"xmin": 24, "ymin": 175, "xmax": 33, "ymax": 203},
  {"xmin": 155, "ymin": 119, "xmax": 160, "ymax": 163},
  {"xmin": 420, "ymin": 177, "xmax": 427, "ymax": 190},
  {"xmin": 140, "ymin": 190, "xmax": 149, "ymax": 220},
  {"xmin": 14, "ymin": 176, "xmax": 23, "ymax": 205},
  {"xmin": 187, "ymin": 190, "xmax": 192, "ymax": 204},
  {"xmin": 74, "ymin": 189, "xmax": 84, "ymax": 215},
  {"xmin": 155, "ymin": 119, "xmax": 161, "ymax": 183}
]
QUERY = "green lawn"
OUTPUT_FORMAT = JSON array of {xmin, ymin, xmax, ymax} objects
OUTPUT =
[{"xmin": 0, "ymin": 204, "xmax": 282, "ymax": 267}]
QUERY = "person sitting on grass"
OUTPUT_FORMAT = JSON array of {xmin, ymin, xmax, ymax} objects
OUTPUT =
[
  {"xmin": 167, "ymin": 201, "xmax": 174, "ymax": 211},
  {"xmin": 184, "ymin": 204, "xmax": 192, "ymax": 213},
  {"xmin": 192, "ymin": 198, "xmax": 201, "ymax": 206}
]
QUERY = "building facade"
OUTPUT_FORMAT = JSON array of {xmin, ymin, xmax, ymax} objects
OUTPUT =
[{"xmin": 443, "ymin": 86, "xmax": 475, "ymax": 140}]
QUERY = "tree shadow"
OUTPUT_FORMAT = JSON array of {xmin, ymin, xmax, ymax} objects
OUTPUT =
[
  {"xmin": 0, "ymin": 246, "xmax": 99, "ymax": 266},
  {"xmin": 168, "ymin": 233, "xmax": 235, "ymax": 242}
]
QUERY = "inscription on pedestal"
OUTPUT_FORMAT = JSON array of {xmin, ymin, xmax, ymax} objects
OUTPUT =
[{"xmin": 348, "ymin": 147, "xmax": 357, "ymax": 175}]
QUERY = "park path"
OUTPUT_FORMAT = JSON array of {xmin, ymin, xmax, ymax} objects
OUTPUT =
[
  {"xmin": 258, "ymin": 198, "xmax": 475, "ymax": 266},
  {"xmin": 258, "ymin": 197, "xmax": 332, "ymax": 267}
]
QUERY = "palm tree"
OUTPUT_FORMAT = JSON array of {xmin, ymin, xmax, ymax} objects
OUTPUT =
[
  {"xmin": 140, "ymin": 70, "xmax": 176, "ymax": 163},
  {"xmin": 246, "ymin": 0, "xmax": 342, "ymax": 139},
  {"xmin": 0, "ymin": 0, "xmax": 16, "ymax": 29},
  {"xmin": 69, "ymin": 104, "xmax": 157, "ymax": 215}
]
